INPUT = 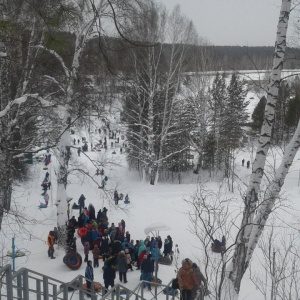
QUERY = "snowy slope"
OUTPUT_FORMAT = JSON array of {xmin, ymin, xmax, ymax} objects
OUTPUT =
[{"xmin": 2, "ymin": 117, "xmax": 300, "ymax": 300}]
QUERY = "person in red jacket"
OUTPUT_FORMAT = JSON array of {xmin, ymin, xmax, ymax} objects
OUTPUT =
[
  {"xmin": 137, "ymin": 250, "xmax": 147, "ymax": 270},
  {"xmin": 177, "ymin": 258, "xmax": 199, "ymax": 300}
]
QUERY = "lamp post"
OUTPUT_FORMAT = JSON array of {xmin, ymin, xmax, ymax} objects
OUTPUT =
[{"xmin": 144, "ymin": 223, "xmax": 171, "ymax": 299}]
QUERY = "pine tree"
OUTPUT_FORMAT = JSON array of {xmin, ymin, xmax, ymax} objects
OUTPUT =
[
  {"xmin": 222, "ymin": 73, "xmax": 248, "ymax": 178},
  {"xmin": 207, "ymin": 72, "xmax": 227, "ymax": 171},
  {"xmin": 251, "ymin": 96, "xmax": 267, "ymax": 131},
  {"xmin": 285, "ymin": 94, "xmax": 300, "ymax": 130}
]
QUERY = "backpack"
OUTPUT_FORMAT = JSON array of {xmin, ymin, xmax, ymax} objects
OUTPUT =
[{"xmin": 171, "ymin": 278, "xmax": 179, "ymax": 289}]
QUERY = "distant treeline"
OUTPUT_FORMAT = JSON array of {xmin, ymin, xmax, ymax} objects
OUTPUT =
[
  {"xmin": 33, "ymin": 32, "xmax": 300, "ymax": 76},
  {"xmin": 204, "ymin": 46, "xmax": 300, "ymax": 71}
]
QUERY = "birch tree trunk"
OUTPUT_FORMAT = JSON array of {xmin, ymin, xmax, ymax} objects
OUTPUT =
[{"xmin": 227, "ymin": 0, "xmax": 291, "ymax": 296}]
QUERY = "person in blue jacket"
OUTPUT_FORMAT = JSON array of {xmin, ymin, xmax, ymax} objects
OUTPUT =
[
  {"xmin": 150, "ymin": 245, "xmax": 161, "ymax": 271},
  {"xmin": 85, "ymin": 260, "xmax": 94, "ymax": 297}
]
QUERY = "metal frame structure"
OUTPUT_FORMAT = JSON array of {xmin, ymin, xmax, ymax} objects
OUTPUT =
[{"xmin": 0, "ymin": 264, "xmax": 180, "ymax": 300}]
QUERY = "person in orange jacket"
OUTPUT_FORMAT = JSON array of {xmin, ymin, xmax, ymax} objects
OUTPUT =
[
  {"xmin": 177, "ymin": 258, "xmax": 199, "ymax": 300},
  {"xmin": 47, "ymin": 231, "xmax": 56, "ymax": 259}
]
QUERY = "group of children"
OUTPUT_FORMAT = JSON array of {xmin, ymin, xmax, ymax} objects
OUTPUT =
[{"xmin": 113, "ymin": 191, "xmax": 130, "ymax": 205}]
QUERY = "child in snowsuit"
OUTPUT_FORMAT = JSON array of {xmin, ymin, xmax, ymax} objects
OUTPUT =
[
  {"xmin": 92, "ymin": 244, "xmax": 100, "ymax": 268},
  {"xmin": 125, "ymin": 248, "xmax": 133, "ymax": 271}
]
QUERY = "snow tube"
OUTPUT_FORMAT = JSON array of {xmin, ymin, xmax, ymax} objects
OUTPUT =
[
  {"xmin": 77, "ymin": 227, "xmax": 87, "ymax": 237},
  {"xmin": 82, "ymin": 281, "xmax": 102, "ymax": 292},
  {"xmin": 64, "ymin": 252, "xmax": 82, "ymax": 270},
  {"xmin": 7, "ymin": 250, "xmax": 26, "ymax": 257},
  {"xmin": 211, "ymin": 246, "xmax": 226, "ymax": 253},
  {"xmin": 158, "ymin": 257, "xmax": 172, "ymax": 265}
]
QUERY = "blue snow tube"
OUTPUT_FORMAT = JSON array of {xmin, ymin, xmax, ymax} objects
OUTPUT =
[{"xmin": 64, "ymin": 252, "xmax": 82, "ymax": 270}]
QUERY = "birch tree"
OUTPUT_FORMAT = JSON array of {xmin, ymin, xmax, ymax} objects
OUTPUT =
[
  {"xmin": 124, "ymin": 3, "xmax": 197, "ymax": 183},
  {"xmin": 226, "ymin": 0, "xmax": 293, "ymax": 297}
]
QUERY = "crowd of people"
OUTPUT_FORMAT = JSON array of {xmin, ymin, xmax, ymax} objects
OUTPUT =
[
  {"xmin": 60, "ymin": 193, "xmax": 176, "ymax": 296},
  {"xmin": 40, "ymin": 127, "xmax": 209, "ymax": 299}
]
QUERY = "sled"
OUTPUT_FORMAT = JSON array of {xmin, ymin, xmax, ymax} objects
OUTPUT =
[
  {"xmin": 77, "ymin": 227, "xmax": 88, "ymax": 237},
  {"xmin": 158, "ymin": 256, "xmax": 172, "ymax": 265},
  {"xmin": 82, "ymin": 281, "xmax": 102, "ymax": 292},
  {"xmin": 72, "ymin": 203, "xmax": 80, "ymax": 209},
  {"xmin": 60, "ymin": 279, "xmax": 80, "ymax": 291},
  {"xmin": 38, "ymin": 205, "xmax": 48, "ymax": 209},
  {"xmin": 211, "ymin": 246, "xmax": 226, "ymax": 253},
  {"xmin": 150, "ymin": 276, "xmax": 162, "ymax": 285},
  {"xmin": 63, "ymin": 252, "xmax": 82, "ymax": 270},
  {"xmin": 43, "ymin": 167, "xmax": 48, "ymax": 170},
  {"xmin": 124, "ymin": 201, "xmax": 130, "ymax": 204},
  {"xmin": 7, "ymin": 250, "xmax": 26, "ymax": 257}
]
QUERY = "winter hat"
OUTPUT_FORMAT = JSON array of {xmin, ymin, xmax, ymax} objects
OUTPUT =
[
  {"xmin": 182, "ymin": 258, "xmax": 193, "ymax": 267},
  {"xmin": 192, "ymin": 263, "xmax": 197, "ymax": 269},
  {"xmin": 120, "ymin": 251, "xmax": 125, "ymax": 255}
]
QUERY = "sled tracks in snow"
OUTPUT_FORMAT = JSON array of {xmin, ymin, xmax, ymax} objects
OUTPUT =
[{"xmin": 0, "ymin": 264, "xmax": 184, "ymax": 300}]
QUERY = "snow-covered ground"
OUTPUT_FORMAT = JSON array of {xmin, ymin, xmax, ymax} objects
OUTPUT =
[{"xmin": 2, "ymin": 111, "xmax": 300, "ymax": 300}]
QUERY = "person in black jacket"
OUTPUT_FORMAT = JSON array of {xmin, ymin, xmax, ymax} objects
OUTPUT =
[
  {"xmin": 103, "ymin": 258, "xmax": 116, "ymax": 293},
  {"xmin": 100, "ymin": 230, "xmax": 110, "ymax": 261},
  {"xmin": 141, "ymin": 254, "xmax": 154, "ymax": 290},
  {"xmin": 78, "ymin": 194, "xmax": 86, "ymax": 214}
]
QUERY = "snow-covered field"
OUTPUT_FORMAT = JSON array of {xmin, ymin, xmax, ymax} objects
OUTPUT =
[{"xmin": 2, "ymin": 104, "xmax": 300, "ymax": 300}]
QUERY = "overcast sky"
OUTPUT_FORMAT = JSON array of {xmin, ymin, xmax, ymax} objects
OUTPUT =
[{"xmin": 159, "ymin": 0, "xmax": 288, "ymax": 46}]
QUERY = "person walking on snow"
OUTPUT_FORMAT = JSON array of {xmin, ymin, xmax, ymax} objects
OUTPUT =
[
  {"xmin": 85, "ymin": 260, "xmax": 94, "ymax": 298},
  {"xmin": 78, "ymin": 194, "xmax": 86, "ymax": 214},
  {"xmin": 47, "ymin": 231, "xmax": 56, "ymax": 259},
  {"xmin": 117, "ymin": 251, "xmax": 128, "ymax": 283},
  {"xmin": 141, "ymin": 254, "xmax": 153, "ymax": 290},
  {"xmin": 84, "ymin": 241, "xmax": 90, "ymax": 262},
  {"xmin": 177, "ymin": 258, "xmax": 199, "ymax": 300},
  {"xmin": 114, "ymin": 190, "xmax": 119, "ymax": 205},
  {"xmin": 92, "ymin": 244, "xmax": 100, "ymax": 268}
]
